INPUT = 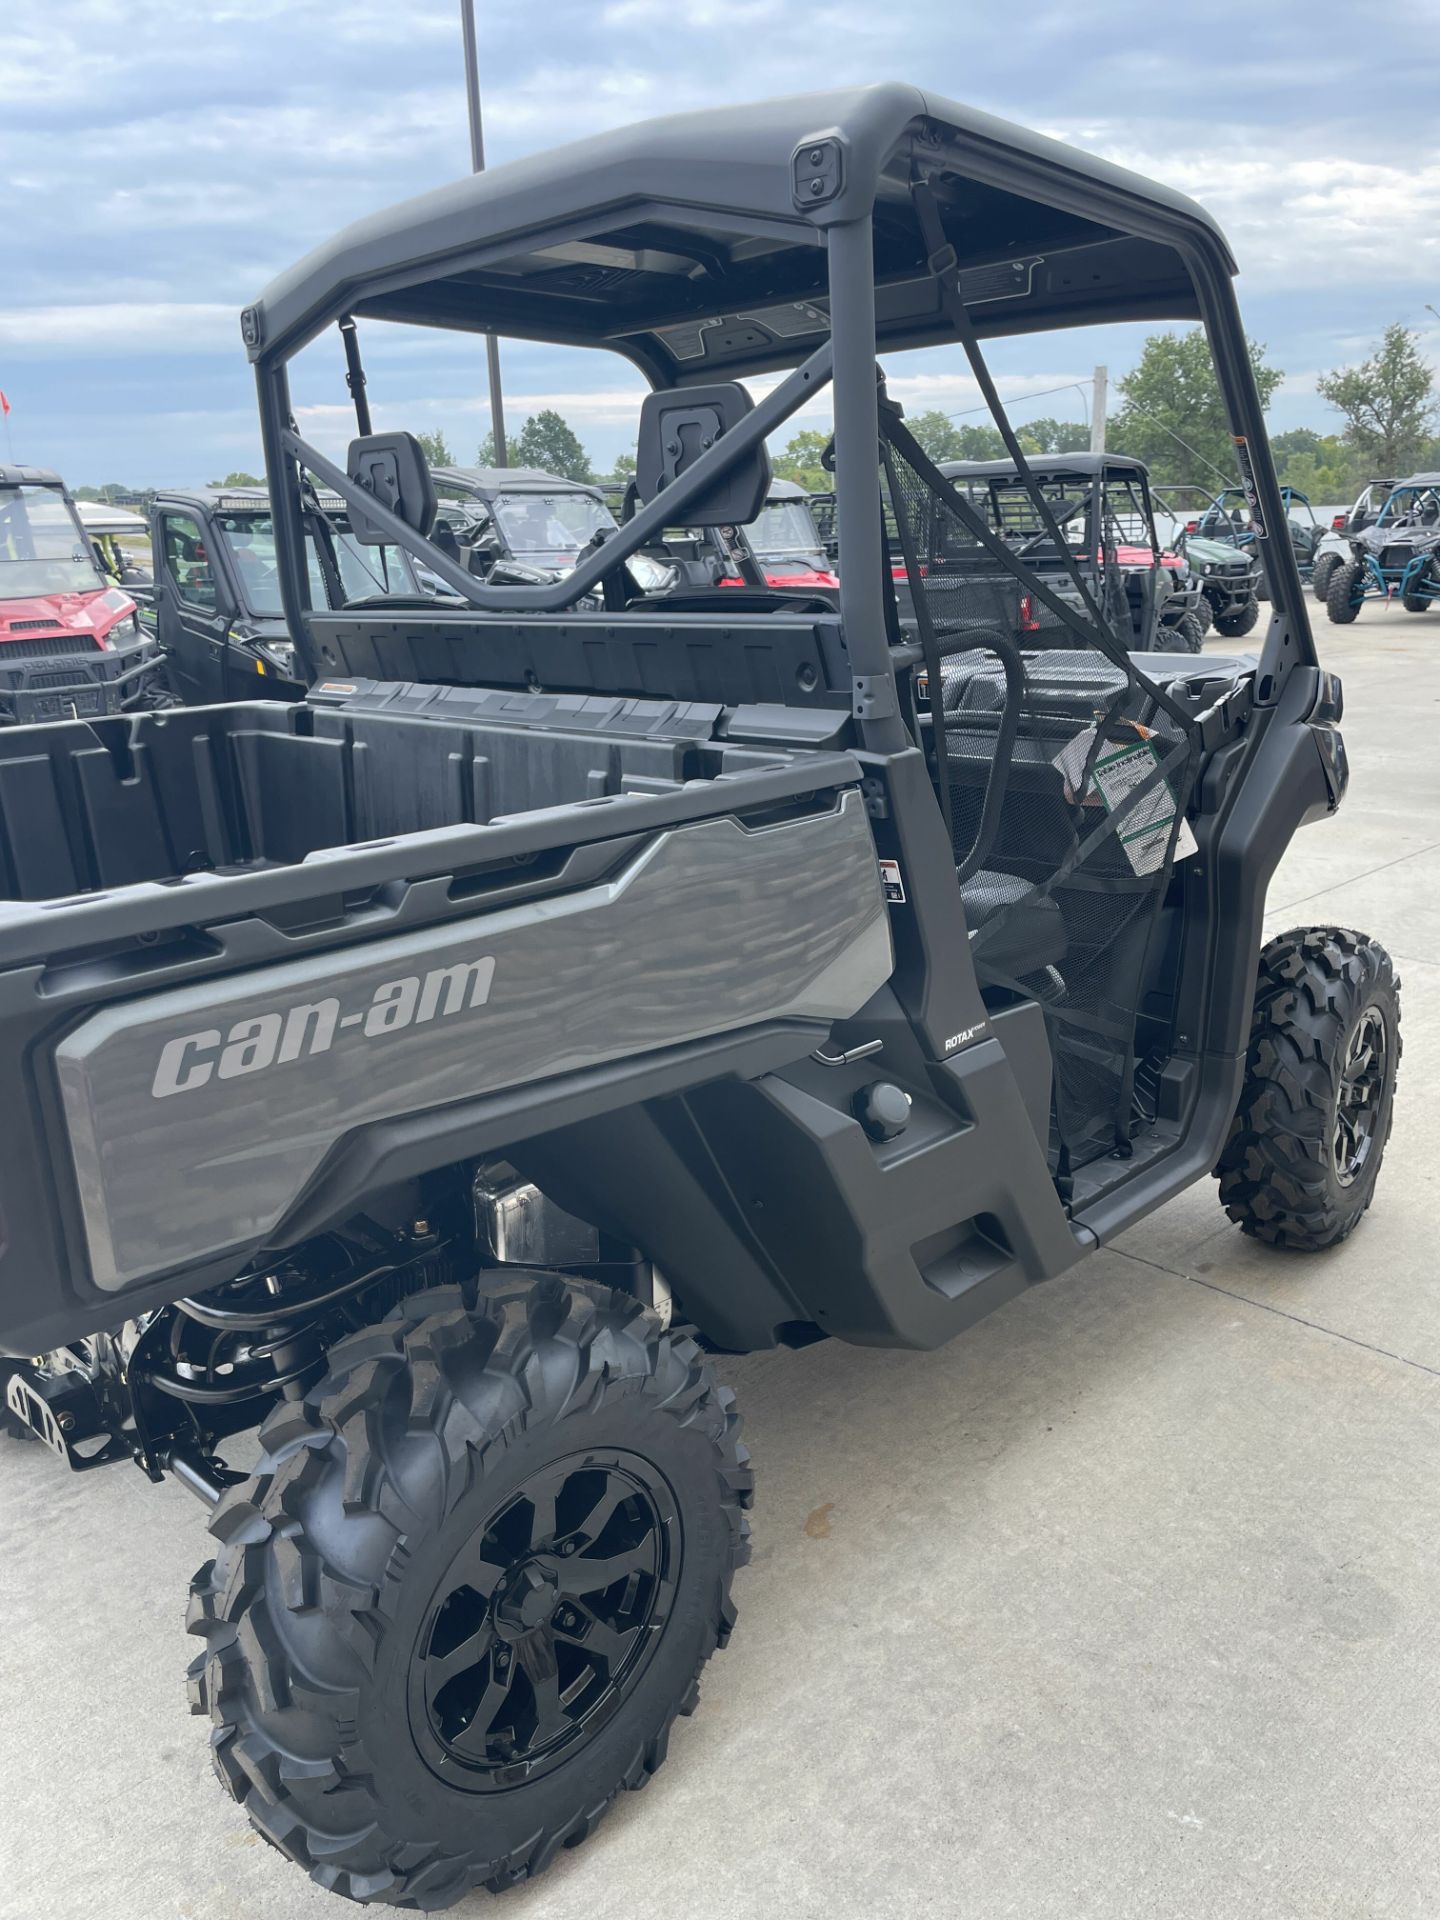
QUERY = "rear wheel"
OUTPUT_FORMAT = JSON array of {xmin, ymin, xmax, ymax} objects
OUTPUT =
[
  {"xmin": 1213, "ymin": 593, "xmax": 1260, "ymax": 638},
  {"xmin": 1325, "ymin": 560, "xmax": 1365, "ymax": 624},
  {"xmin": 1401, "ymin": 588, "xmax": 1432, "ymax": 612},
  {"xmin": 187, "ymin": 1274, "xmax": 751, "ymax": 1909},
  {"xmin": 1216, "ymin": 928, "xmax": 1400, "ymax": 1250}
]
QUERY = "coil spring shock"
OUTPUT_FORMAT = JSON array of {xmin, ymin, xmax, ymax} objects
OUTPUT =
[{"xmin": 138, "ymin": 1230, "xmax": 444, "ymax": 1410}]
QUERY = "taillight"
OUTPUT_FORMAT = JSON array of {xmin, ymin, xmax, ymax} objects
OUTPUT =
[
  {"xmin": 1332, "ymin": 515, "xmax": 1346, "ymax": 530},
  {"xmin": 1019, "ymin": 594, "xmax": 1040, "ymax": 632}
]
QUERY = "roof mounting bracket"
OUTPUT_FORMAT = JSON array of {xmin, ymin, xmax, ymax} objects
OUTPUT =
[{"xmin": 793, "ymin": 135, "xmax": 844, "ymax": 211}]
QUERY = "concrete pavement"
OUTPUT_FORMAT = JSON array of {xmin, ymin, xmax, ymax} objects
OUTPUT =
[{"xmin": 2, "ymin": 603, "xmax": 1438, "ymax": 1920}]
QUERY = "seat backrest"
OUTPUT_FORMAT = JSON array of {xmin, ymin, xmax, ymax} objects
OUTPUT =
[
  {"xmin": 346, "ymin": 431, "xmax": 437, "ymax": 546},
  {"xmin": 635, "ymin": 383, "xmax": 770, "ymax": 527}
]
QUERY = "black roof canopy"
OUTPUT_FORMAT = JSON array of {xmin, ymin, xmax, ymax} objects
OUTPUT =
[
  {"xmin": 0, "ymin": 465, "xmax": 64, "ymax": 490},
  {"xmin": 245, "ymin": 84, "xmax": 1234, "ymax": 382}
]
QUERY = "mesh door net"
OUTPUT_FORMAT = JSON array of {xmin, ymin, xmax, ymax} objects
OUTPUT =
[{"xmin": 880, "ymin": 405, "xmax": 1201, "ymax": 1172}]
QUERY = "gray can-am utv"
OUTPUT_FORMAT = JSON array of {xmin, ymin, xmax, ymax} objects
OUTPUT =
[
  {"xmin": 146, "ymin": 484, "xmax": 428, "ymax": 705},
  {"xmin": 938, "ymin": 451, "xmax": 1209, "ymax": 652},
  {"xmin": 0, "ymin": 84, "xmax": 1397, "ymax": 1911}
]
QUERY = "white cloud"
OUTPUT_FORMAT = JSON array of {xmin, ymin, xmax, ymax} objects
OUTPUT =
[{"xmin": 0, "ymin": 303, "xmax": 238, "ymax": 353}]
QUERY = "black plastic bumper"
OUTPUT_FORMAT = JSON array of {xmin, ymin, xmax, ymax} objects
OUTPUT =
[{"xmin": 0, "ymin": 643, "xmax": 166, "ymax": 724}]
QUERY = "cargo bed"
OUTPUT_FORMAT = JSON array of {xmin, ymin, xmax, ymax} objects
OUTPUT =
[{"xmin": 0, "ymin": 680, "xmax": 891, "ymax": 1350}]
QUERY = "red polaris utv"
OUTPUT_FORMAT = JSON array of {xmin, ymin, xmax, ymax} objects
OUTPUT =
[
  {"xmin": 0, "ymin": 466, "xmax": 164, "ymax": 721},
  {"xmin": 0, "ymin": 84, "xmax": 1396, "ymax": 1911}
]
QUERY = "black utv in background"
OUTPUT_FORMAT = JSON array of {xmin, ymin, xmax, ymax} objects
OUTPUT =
[
  {"xmin": 1310, "ymin": 477, "xmax": 1401, "ymax": 602},
  {"xmin": 147, "ymin": 484, "xmax": 426, "ymax": 703},
  {"xmin": 1, "ymin": 83, "xmax": 1397, "ymax": 1912},
  {"xmin": 939, "ymin": 452, "xmax": 1209, "ymax": 652}
]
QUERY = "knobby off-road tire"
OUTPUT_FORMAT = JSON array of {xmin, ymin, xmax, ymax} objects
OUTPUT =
[
  {"xmin": 1401, "ymin": 588, "xmax": 1432, "ymax": 613},
  {"xmin": 1326, "ymin": 560, "xmax": 1364, "ymax": 624},
  {"xmin": 1192, "ymin": 593, "xmax": 1214, "ymax": 637},
  {"xmin": 1213, "ymin": 593, "xmax": 1260, "ymax": 639},
  {"xmin": 1311, "ymin": 552, "xmax": 1341, "ymax": 602},
  {"xmin": 1165, "ymin": 610, "xmax": 1205, "ymax": 654},
  {"xmin": 1216, "ymin": 928, "xmax": 1400, "ymax": 1251},
  {"xmin": 187, "ymin": 1274, "xmax": 751, "ymax": 1909}
]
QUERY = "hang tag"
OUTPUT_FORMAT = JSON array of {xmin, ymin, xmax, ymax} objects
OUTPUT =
[{"xmin": 1052, "ymin": 727, "xmax": 1197, "ymax": 876}]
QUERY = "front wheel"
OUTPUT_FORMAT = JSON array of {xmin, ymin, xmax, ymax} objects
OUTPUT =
[
  {"xmin": 1311, "ymin": 553, "xmax": 1341, "ymax": 602},
  {"xmin": 1213, "ymin": 593, "xmax": 1260, "ymax": 638},
  {"xmin": 1164, "ymin": 610, "xmax": 1204, "ymax": 654},
  {"xmin": 1401, "ymin": 586, "xmax": 1432, "ymax": 612},
  {"xmin": 1326, "ymin": 560, "xmax": 1365, "ymax": 624},
  {"xmin": 1216, "ymin": 928, "xmax": 1400, "ymax": 1250},
  {"xmin": 187, "ymin": 1274, "xmax": 751, "ymax": 1909}
]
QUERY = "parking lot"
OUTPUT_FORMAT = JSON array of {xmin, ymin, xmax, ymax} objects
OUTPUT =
[{"xmin": 1, "ymin": 602, "xmax": 1435, "ymax": 1920}]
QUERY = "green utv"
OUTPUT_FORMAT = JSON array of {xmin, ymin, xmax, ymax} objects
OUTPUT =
[
  {"xmin": 1154, "ymin": 482, "xmax": 1265, "ymax": 636},
  {"xmin": 0, "ymin": 85, "xmax": 1397, "ymax": 1910}
]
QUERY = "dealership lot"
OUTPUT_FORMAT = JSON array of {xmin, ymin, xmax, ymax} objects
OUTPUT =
[{"xmin": 2, "ymin": 603, "xmax": 1436, "ymax": 1920}]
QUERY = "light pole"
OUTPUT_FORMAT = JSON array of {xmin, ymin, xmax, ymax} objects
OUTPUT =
[
  {"xmin": 460, "ymin": 0, "xmax": 507, "ymax": 466},
  {"xmin": 1090, "ymin": 364, "xmax": 1108, "ymax": 454}
]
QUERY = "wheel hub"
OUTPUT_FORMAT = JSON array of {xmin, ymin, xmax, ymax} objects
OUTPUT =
[
  {"xmin": 408, "ymin": 1449, "xmax": 677, "ymax": 1791},
  {"xmin": 494, "ymin": 1562, "xmax": 556, "ymax": 1637},
  {"xmin": 1333, "ymin": 1003, "xmax": 1388, "ymax": 1188}
]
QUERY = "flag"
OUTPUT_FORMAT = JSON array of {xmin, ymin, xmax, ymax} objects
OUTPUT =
[{"xmin": 0, "ymin": 392, "xmax": 9, "ymax": 417}]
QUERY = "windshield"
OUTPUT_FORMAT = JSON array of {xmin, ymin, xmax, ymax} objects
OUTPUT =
[
  {"xmin": 0, "ymin": 485, "xmax": 106, "ymax": 600},
  {"xmin": 984, "ymin": 478, "xmax": 1092, "ymax": 559},
  {"xmin": 749, "ymin": 498, "xmax": 825, "ymax": 561},
  {"xmin": 491, "ymin": 490, "xmax": 616, "ymax": 564},
  {"xmin": 217, "ymin": 512, "xmax": 421, "ymax": 612}
]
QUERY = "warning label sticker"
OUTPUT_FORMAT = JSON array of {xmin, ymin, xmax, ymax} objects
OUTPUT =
[{"xmin": 878, "ymin": 858, "xmax": 907, "ymax": 904}]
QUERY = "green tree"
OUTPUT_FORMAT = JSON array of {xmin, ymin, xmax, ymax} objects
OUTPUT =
[
  {"xmin": 478, "ymin": 412, "xmax": 594, "ymax": 481},
  {"xmin": 1317, "ymin": 323, "xmax": 1436, "ymax": 477},
  {"xmin": 513, "ymin": 410, "xmax": 594, "ymax": 482},
  {"xmin": 1268, "ymin": 428, "xmax": 1322, "ymax": 466},
  {"xmin": 1015, "ymin": 416, "xmax": 1090, "ymax": 456},
  {"xmin": 1269, "ymin": 431, "xmax": 1364, "ymax": 505},
  {"xmin": 206, "ymin": 469, "xmax": 262, "ymax": 488},
  {"xmin": 1108, "ymin": 328, "xmax": 1283, "ymax": 486},
  {"xmin": 771, "ymin": 427, "xmax": 831, "ymax": 491},
  {"xmin": 905, "ymin": 409, "xmax": 964, "ymax": 462},
  {"xmin": 608, "ymin": 452, "xmax": 637, "ymax": 485},
  {"xmin": 414, "ymin": 429, "xmax": 455, "ymax": 469}
]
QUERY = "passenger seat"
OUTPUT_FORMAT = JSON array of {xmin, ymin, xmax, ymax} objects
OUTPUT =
[{"xmin": 960, "ymin": 867, "xmax": 1067, "ymax": 983}]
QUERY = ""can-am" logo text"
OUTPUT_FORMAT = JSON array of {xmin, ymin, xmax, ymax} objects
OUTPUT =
[{"xmin": 150, "ymin": 957, "xmax": 496, "ymax": 1098}]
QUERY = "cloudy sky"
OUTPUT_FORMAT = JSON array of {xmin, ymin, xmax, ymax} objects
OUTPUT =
[{"xmin": 5, "ymin": 0, "xmax": 1440, "ymax": 486}]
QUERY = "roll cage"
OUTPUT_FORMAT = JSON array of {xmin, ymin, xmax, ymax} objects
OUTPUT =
[
  {"xmin": 245, "ymin": 81, "xmax": 1314, "ymax": 737},
  {"xmin": 939, "ymin": 453, "xmax": 1167, "ymax": 563}
]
